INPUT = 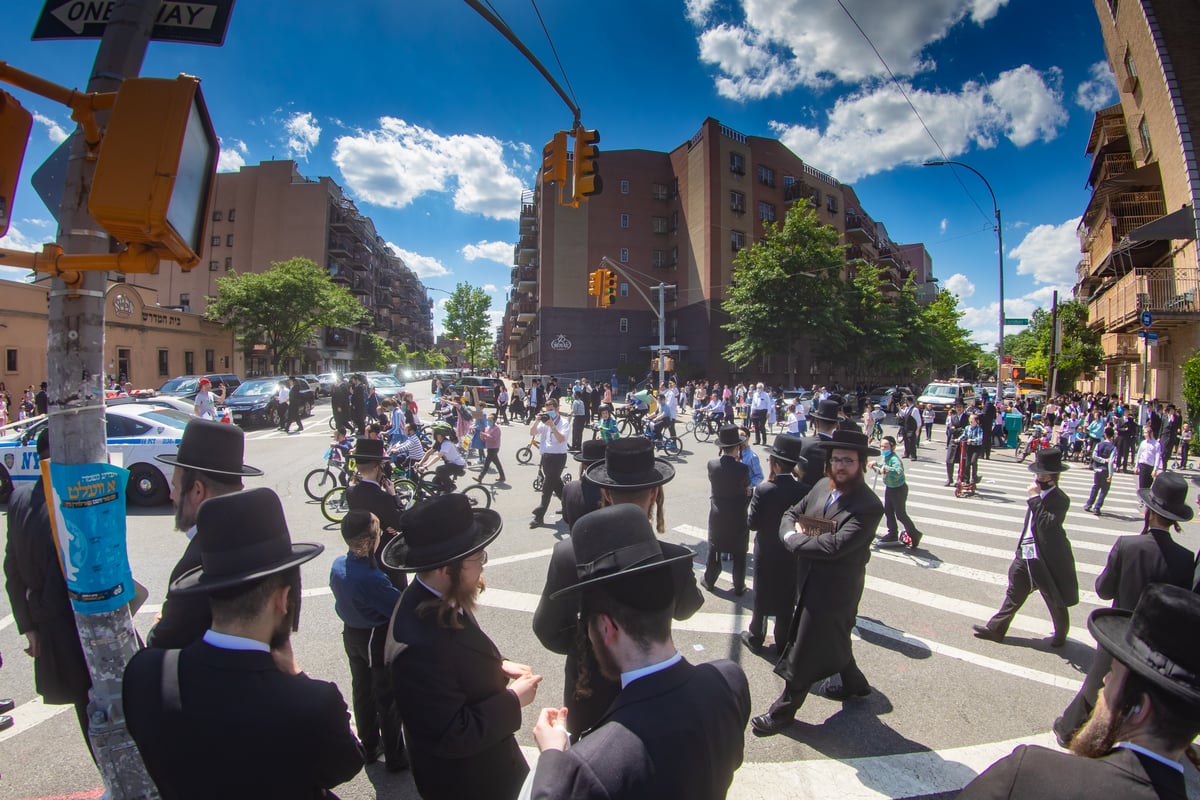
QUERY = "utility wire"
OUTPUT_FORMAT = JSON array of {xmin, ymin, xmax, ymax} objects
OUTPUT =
[
  {"xmin": 834, "ymin": 0, "xmax": 993, "ymax": 226},
  {"xmin": 530, "ymin": 0, "xmax": 578, "ymax": 109}
]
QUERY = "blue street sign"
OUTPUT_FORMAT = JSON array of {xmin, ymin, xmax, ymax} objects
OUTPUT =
[
  {"xmin": 1140, "ymin": 310, "xmax": 1153, "ymax": 327},
  {"xmin": 1138, "ymin": 330, "xmax": 1159, "ymax": 341}
]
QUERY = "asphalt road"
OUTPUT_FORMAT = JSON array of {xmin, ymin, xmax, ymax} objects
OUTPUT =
[{"xmin": 2, "ymin": 392, "xmax": 1199, "ymax": 799}]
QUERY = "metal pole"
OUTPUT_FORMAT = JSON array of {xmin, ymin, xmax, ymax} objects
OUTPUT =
[
  {"xmin": 657, "ymin": 283, "xmax": 666, "ymax": 388},
  {"xmin": 50, "ymin": 2, "xmax": 160, "ymax": 797},
  {"xmin": 1048, "ymin": 290, "xmax": 1060, "ymax": 398}
]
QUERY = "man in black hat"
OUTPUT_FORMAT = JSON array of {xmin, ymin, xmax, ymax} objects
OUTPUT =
[
  {"xmin": 751, "ymin": 429, "xmax": 884, "ymax": 736},
  {"xmin": 800, "ymin": 396, "xmax": 840, "ymax": 486},
  {"xmin": 742, "ymin": 434, "xmax": 810, "ymax": 655},
  {"xmin": 562, "ymin": 439, "xmax": 607, "ymax": 527},
  {"xmin": 529, "ymin": 505, "xmax": 750, "ymax": 799},
  {"xmin": 533, "ymin": 437, "xmax": 702, "ymax": 737},
  {"xmin": 704, "ymin": 425, "xmax": 752, "ymax": 594},
  {"xmin": 331, "ymin": 374, "xmax": 351, "ymax": 434},
  {"xmin": 1053, "ymin": 472, "xmax": 1196, "ymax": 748},
  {"xmin": 973, "ymin": 447, "xmax": 1079, "ymax": 648},
  {"xmin": 282, "ymin": 376, "xmax": 305, "ymax": 433},
  {"xmin": 148, "ymin": 419, "xmax": 263, "ymax": 649},
  {"xmin": 960, "ymin": 584, "xmax": 1200, "ymax": 799},
  {"xmin": 124, "ymin": 488, "xmax": 363, "ymax": 798},
  {"xmin": 384, "ymin": 495, "xmax": 541, "ymax": 800},
  {"xmin": 346, "ymin": 437, "xmax": 408, "ymax": 591}
]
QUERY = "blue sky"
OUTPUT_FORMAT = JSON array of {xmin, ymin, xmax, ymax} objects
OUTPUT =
[{"xmin": 0, "ymin": 0, "xmax": 1114, "ymax": 345}]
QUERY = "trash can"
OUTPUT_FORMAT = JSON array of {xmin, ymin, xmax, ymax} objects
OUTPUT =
[{"xmin": 1004, "ymin": 412, "xmax": 1023, "ymax": 449}]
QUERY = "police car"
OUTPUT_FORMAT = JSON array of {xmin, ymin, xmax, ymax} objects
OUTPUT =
[{"xmin": 0, "ymin": 404, "xmax": 192, "ymax": 507}]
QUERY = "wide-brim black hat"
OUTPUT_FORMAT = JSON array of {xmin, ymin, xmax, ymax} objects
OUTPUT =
[
  {"xmin": 585, "ymin": 438, "xmax": 675, "ymax": 490},
  {"xmin": 815, "ymin": 428, "xmax": 880, "ymax": 457},
  {"xmin": 155, "ymin": 418, "xmax": 263, "ymax": 477},
  {"xmin": 1028, "ymin": 447, "xmax": 1069, "ymax": 474},
  {"xmin": 171, "ymin": 488, "xmax": 323, "ymax": 594},
  {"xmin": 353, "ymin": 438, "xmax": 386, "ymax": 462},
  {"xmin": 715, "ymin": 424, "xmax": 748, "ymax": 448},
  {"xmin": 1089, "ymin": 583, "xmax": 1200, "ymax": 715},
  {"xmin": 809, "ymin": 398, "xmax": 843, "ymax": 423},
  {"xmin": 380, "ymin": 494, "xmax": 502, "ymax": 572},
  {"xmin": 550, "ymin": 505, "xmax": 694, "ymax": 601},
  {"xmin": 767, "ymin": 434, "xmax": 807, "ymax": 466},
  {"xmin": 574, "ymin": 438, "xmax": 609, "ymax": 464},
  {"xmin": 1138, "ymin": 471, "xmax": 1194, "ymax": 522}
]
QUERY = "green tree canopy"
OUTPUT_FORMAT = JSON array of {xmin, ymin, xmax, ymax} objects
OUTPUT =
[
  {"xmin": 442, "ymin": 283, "xmax": 492, "ymax": 370},
  {"xmin": 354, "ymin": 332, "xmax": 400, "ymax": 372},
  {"xmin": 205, "ymin": 257, "xmax": 367, "ymax": 372},
  {"xmin": 918, "ymin": 289, "xmax": 983, "ymax": 378}
]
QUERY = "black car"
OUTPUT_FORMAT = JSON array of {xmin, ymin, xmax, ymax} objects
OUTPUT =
[
  {"xmin": 222, "ymin": 377, "xmax": 314, "ymax": 428},
  {"xmin": 157, "ymin": 373, "xmax": 241, "ymax": 401}
]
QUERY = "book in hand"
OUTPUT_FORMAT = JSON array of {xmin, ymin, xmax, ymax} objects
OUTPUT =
[{"xmin": 793, "ymin": 514, "xmax": 837, "ymax": 536}]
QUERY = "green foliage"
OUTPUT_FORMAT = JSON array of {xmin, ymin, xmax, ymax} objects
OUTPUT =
[
  {"xmin": 354, "ymin": 332, "xmax": 400, "ymax": 372},
  {"xmin": 205, "ymin": 257, "xmax": 367, "ymax": 372},
  {"xmin": 441, "ymin": 283, "xmax": 493, "ymax": 369},
  {"xmin": 421, "ymin": 348, "xmax": 448, "ymax": 369},
  {"xmin": 919, "ymin": 290, "xmax": 983, "ymax": 377},
  {"xmin": 1182, "ymin": 350, "xmax": 1200, "ymax": 425},
  {"xmin": 1006, "ymin": 300, "xmax": 1101, "ymax": 389}
]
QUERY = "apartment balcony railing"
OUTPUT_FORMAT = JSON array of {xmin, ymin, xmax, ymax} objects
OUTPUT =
[
  {"xmin": 1089, "ymin": 151, "xmax": 1135, "ymax": 188},
  {"xmin": 844, "ymin": 213, "xmax": 876, "ymax": 246},
  {"xmin": 1100, "ymin": 332, "xmax": 1140, "ymax": 362},
  {"xmin": 1089, "ymin": 267, "xmax": 1200, "ymax": 331}
]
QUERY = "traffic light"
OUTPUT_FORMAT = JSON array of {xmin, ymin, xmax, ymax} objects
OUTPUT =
[
  {"xmin": 89, "ymin": 75, "xmax": 219, "ymax": 271},
  {"xmin": 572, "ymin": 127, "xmax": 602, "ymax": 204},
  {"xmin": 587, "ymin": 269, "xmax": 600, "ymax": 298},
  {"xmin": 1011, "ymin": 366, "xmax": 1026, "ymax": 382},
  {"xmin": 541, "ymin": 131, "xmax": 568, "ymax": 186},
  {"xmin": 603, "ymin": 269, "xmax": 618, "ymax": 306},
  {"xmin": 0, "ymin": 91, "xmax": 32, "ymax": 239}
]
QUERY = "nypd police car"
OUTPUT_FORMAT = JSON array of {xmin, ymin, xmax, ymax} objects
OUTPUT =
[{"xmin": 0, "ymin": 404, "xmax": 191, "ymax": 507}]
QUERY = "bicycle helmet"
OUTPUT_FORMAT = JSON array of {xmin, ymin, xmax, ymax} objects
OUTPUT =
[
  {"xmin": 1032, "ymin": 413, "xmax": 1043, "ymax": 420},
  {"xmin": 431, "ymin": 421, "xmax": 454, "ymax": 437}
]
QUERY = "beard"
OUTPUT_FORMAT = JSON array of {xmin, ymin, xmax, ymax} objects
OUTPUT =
[
  {"xmin": 589, "ymin": 623, "xmax": 621, "ymax": 682},
  {"xmin": 268, "ymin": 571, "xmax": 303, "ymax": 650},
  {"xmin": 1069, "ymin": 691, "xmax": 1127, "ymax": 758},
  {"xmin": 828, "ymin": 469, "xmax": 866, "ymax": 494},
  {"xmin": 175, "ymin": 498, "xmax": 196, "ymax": 533},
  {"xmin": 450, "ymin": 571, "xmax": 485, "ymax": 617}
]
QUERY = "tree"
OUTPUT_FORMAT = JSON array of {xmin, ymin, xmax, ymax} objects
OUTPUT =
[
  {"xmin": 917, "ymin": 289, "xmax": 981, "ymax": 378},
  {"xmin": 1048, "ymin": 299, "xmax": 1103, "ymax": 389},
  {"xmin": 1182, "ymin": 350, "xmax": 1200, "ymax": 426},
  {"xmin": 354, "ymin": 332, "xmax": 400, "ymax": 372},
  {"xmin": 421, "ymin": 348, "xmax": 448, "ymax": 369},
  {"xmin": 721, "ymin": 204, "xmax": 846, "ymax": 384},
  {"xmin": 206, "ymin": 257, "xmax": 367, "ymax": 373},
  {"xmin": 442, "ymin": 283, "xmax": 492, "ymax": 371}
]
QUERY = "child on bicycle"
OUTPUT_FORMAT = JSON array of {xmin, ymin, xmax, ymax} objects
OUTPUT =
[
  {"xmin": 418, "ymin": 423, "xmax": 466, "ymax": 492},
  {"xmin": 595, "ymin": 406, "xmax": 620, "ymax": 442},
  {"xmin": 331, "ymin": 427, "xmax": 354, "ymax": 463}
]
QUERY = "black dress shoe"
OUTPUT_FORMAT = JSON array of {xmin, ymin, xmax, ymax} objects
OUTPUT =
[
  {"xmin": 972, "ymin": 624, "xmax": 1005, "ymax": 643},
  {"xmin": 1049, "ymin": 634, "xmax": 1067, "ymax": 648},
  {"xmin": 363, "ymin": 743, "xmax": 383, "ymax": 763},
  {"xmin": 385, "ymin": 749, "xmax": 410, "ymax": 772},
  {"xmin": 739, "ymin": 631, "xmax": 764, "ymax": 653},
  {"xmin": 733, "ymin": 586, "xmax": 747, "ymax": 596},
  {"xmin": 0, "ymin": 698, "xmax": 13, "ymax": 714},
  {"xmin": 700, "ymin": 579, "xmax": 716, "ymax": 591},
  {"xmin": 0, "ymin": 715, "xmax": 11, "ymax": 732},
  {"xmin": 819, "ymin": 679, "xmax": 871, "ymax": 701},
  {"xmin": 750, "ymin": 713, "xmax": 793, "ymax": 736}
]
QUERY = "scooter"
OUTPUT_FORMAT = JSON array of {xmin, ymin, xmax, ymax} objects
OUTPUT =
[{"xmin": 954, "ymin": 439, "xmax": 977, "ymax": 498}]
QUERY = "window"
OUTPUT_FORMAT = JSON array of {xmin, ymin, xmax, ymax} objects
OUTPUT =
[
  {"xmin": 730, "ymin": 190, "xmax": 746, "ymax": 213},
  {"xmin": 226, "ymin": 234, "xmax": 234, "ymax": 246},
  {"xmin": 731, "ymin": 230, "xmax": 746, "ymax": 252},
  {"xmin": 225, "ymin": 257, "xmax": 233, "ymax": 270},
  {"xmin": 812, "ymin": 188, "xmax": 821, "ymax": 206},
  {"xmin": 179, "ymin": 292, "xmax": 190, "ymax": 307},
  {"xmin": 5, "ymin": 348, "xmax": 16, "ymax": 373},
  {"xmin": 1107, "ymin": 0, "xmax": 1118, "ymax": 17},
  {"xmin": 671, "ymin": 211, "xmax": 679, "ymax": 231},
  {"xmin": 1138, "ymin": 117, "xmax": 1153, "ymax": 159},
  {"xmin": 158, "ymin": 349, "xmax": 169, "ymax": 377},
  {"xmin": 205, "ymin": 349, "xmax": 215, "ymax": 372},
  {"xmin": 209, "ymin": 260, "xmax": 219, "ymax": 271},
  {"xmin": 184, "ymin": 351, "xmax": 194, "ymax": 375},
  {"xmin": 757, "ymin": 165, "xmax": 775, "ymax": 187},
  {"xmin": 783, "ymin": 175, "xmax": 795, "ymax": 188},
  {"xmin": 228, "ymin": 209, "xmax": 236, "ymax": 221},
  {"xmin": 1124, "ymin": 48, "xmax": 1137, "ymax": 80},
  {"xmin": 653, "ymin": 250, "xmax": 666, "ymax": 268},
  {"xmin": 211, "ymin": 235, "xmax": 221, "ymax": 247},
  {"xmin": 730, "ymin": 152, "xmax": 745, "ymax": 175},
  {"xmin": 618, "ymin": 352, "xmax": 628, "ymax": 364},
  {"xmin": 620, "ymin": 213, "xmax": 630, "ymax": 229},
  {"xmin": 652, "ymin": 216, "xmax": 669, "ymax": 234},
  {"xmin": 619, "ymin": 317, "xmax": 629, "ymax": 333},
  {"xmin": 212, "ymin": 210, "xmax": 222, "ymax": 222},
  {"xmin": 826, "ymin": 194, "xmax": 838, "ymax": 213},
  {"xmin": 758, "ymin": 202, "xmax": 776, "ymax": 223},
  {"xmin": 620, "ymin": 248, "xmax": 630, "ymax": 263},
  {"xmin": 620, "ymin": 282, "xmax": 629, "ymax": 297},
  {"xmin": 671, "ymin": 246, "xmax": 678, "ymax": 266},
  {"xmin": 652, "ymin": 182, "xmax": 669, "ymax": 201},
  {"xmin": 620, "ymin": 179, "xmax": 630, "ymax": 195}
]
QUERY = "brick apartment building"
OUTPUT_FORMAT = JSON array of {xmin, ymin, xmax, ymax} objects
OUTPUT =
[
  {"xmin": 1075, "ymin": 0, "xmax": 1200, "ymax": 406},
  {"xmin": 501, "ymin": 117, "xmax": 935, "ymax": 385}
]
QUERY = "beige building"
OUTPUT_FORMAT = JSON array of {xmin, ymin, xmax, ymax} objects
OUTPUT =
[
  {"xmin": 0, "ymin": 280, "xmax": 238, "ymax": 391},
  {"xmin": 502, "ymin": 117, "xmax": 934, "ymax": 383},
  {"xmin": 132, "ymin": 159, "xmax": 434, "ymax": 375},
  {"xmin": 1076, "ymin": 0, "xmax": 1200, "ymax": 405}
]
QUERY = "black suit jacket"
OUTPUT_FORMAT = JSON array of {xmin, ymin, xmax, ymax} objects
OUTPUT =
[
  {"xmin": 747, "ymin": 473, "xmax": 810, "ymax": 616},
  {"xmin": 707, "ymin": 455, "xmax": 750, "ymax": 552},
  {"xmin": 530, "ymin": 659, "xmax": 750, "ymax": 800},
  {"xmin": 957, "ymin": 744, "xmax": 1186, "ymax": 800},
  {"xmin": 147, "ymin": 534, "xmax": 210, "ymax": 649},
  {"xmin": 390, "ymin": 581, "xmax": 528, "ymax": 800},
  {"xmin": 346, "ymin": 480, "xmax": 408, "ymax": 590},
  {"xmin": 561, "ymin": 475, "xmax": 602, "ymax": 528},
  {"xmin": 1096, "ymin": 529, "xmax": 1194, "ymax": 611},
  {"xmin": 1019, "ymin": 487, "xmax": 1079, "ymax": 608},
  {"xmin": 798, "ymin": 433, "xmax": 830, "ymax": 486},
  {"xmin": 123, "ymin": 641, "xmax": 363, "ymax": 799}
]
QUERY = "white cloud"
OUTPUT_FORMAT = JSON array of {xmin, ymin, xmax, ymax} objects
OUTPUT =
[
  {"xmin": 959, "ymin": 286, "xmax": 1072, "ymax": 346},
  {"xmin": 482, "ymin": 283, "xmax": 499, "ymax": 293},
  {"xmin": 940, "ymin": 218, "xmax": 949, "ymax": 234},
  {"xmin": 461, "ymin": 240, "xmax": 514, "ymax": 264},
  {"xmin": 1008, "ymin": 216, "xmax": 1082, "ymax": 286},
  {"xmin": 217, "ymin": 137, "xmax": 247, "ymax": 173},
  {"xmin": 769, "ymin": 65, "xmax": 1067, "ymax": 181},
  {"xmin": 283, "ymin": 111, "xmax": 321, "ymax": 161},
  {"xmin": 388, "ymin": 244, "xmax": 450, "ymax": 278},
  {"xmin": 943, "ymin": 272, "xmax": 975, "ymax": 298},
  {"xmin": 1075, "ymin": 61, "xmax": 1117, "ymax": 112},
  {"xmin": 32, "ymin": 112, "xmax": 69, "ymax": 144},
  {"xmin": 691, "ymin": 0, "xmax": 1010, "ymax": 100},
  {"xmin": 0, "ymin": 223, "xmax": 48, "ymax": 282},
  {"xmin": 21, "ymin": 217, "xmax": 50, "ymax": 227},
  {"xmin": 332, "ymin": 118, "xmax": 526, "ymax": 220}
]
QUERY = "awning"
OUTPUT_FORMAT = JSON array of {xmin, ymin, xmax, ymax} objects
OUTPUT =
[{"xmin": 1128, "ymin": 205, "xmax": 1197, "ymax": 241}]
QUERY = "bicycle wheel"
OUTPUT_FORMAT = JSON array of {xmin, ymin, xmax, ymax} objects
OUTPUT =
[
  {"xmin": 461, "ymin": 484, "xmax": 492, "ymax": 509},
  {"xmin": 684, "ymin": 420, "xmax": 697, "ymax": 436},
  {"xmin": 321, "ymin": 486, "xmax": 349, "ymax": 523},
  {"xmin": 1016, "ymin": 441, "xmax": 1029, "ymax": 462},
  {"xmin": 562, "ymin": 472, "xmax": 572, "ymax": 483},
  {"xmin": 533, "ymin": 473, "xmax": 544, "ymax": 492},
  {"xmin": 693, "ymin": 422, "xmax": 713, "ymax": 443},
  {"xmin": 618, "ymin": 418, "xmax": 634, "ymax": 436},
  {"xmin": 516, "ymin": 446, "xmax": 533, "ymax": 464},
  {"xmin": 393, "ymin": 479, "xmax": 418, "ymax": 511},
  {"xmin": 304, "ymin": 468, "xmax": 337, "ymax": 501},
  {"xmin": 662, "ymin": 436, "xmax": 682, "ymax": 455}
]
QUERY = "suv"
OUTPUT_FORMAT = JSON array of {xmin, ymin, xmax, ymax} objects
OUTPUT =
[
  {"xmin": 157, "ymin": 373, "xmax": 241, "ymax": 401},
  {"xmin": 455, "ymin": 376, "xmax": 497, "ymax": 407},
  {"xmin": 917, "ymin": 380, "xmax": 976, "ymax": 423}
]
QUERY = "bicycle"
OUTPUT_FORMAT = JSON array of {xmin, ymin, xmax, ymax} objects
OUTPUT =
[
  {"xmin": 642, "ymin": 421, "xmax": 682, "ymax": 456},
  {"xmin": 409, "ymin": 469, "xmax": 493, "ymax": 509},
  {"xmin": 304, "ymin": 445, "xmax": 354, "ymax": 500},
  {"xmin": 516, "ymin": 435, "xmax": 538, "ymax": 464},
  {"xmin": 684, "ymin": 411, "xmax": 718, "ymax": 443},
  {"xmin": 532, "ymin": 466, "xmax": 573, "ymax": 493}
]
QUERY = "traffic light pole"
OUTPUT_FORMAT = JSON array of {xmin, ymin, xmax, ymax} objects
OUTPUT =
[
  {"xmin": 50, "ymin": 1, "xmax": 161, "ymax": 797},
  {"xmin": 599, "ymin": 256, "xmax": 675, "ymax": 388}
]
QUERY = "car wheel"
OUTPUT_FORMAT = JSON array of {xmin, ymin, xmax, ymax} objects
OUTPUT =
[
  {"xmin": 127, "ymin": 464, "xmax": 170, "ymax": 506},
  {"xmin": 265, "ymin": 406, "xmax": 279, "ymax": 428}
]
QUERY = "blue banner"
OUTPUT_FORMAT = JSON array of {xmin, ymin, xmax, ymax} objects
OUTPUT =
[{"xmin": 45, "ymin": 461, "xmax": 135, "ymax": 614}]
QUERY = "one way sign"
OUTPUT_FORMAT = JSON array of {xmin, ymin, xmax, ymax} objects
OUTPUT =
[{"xmin": 33, "ymin": 0, "xmax": 235, "ymax": 46}]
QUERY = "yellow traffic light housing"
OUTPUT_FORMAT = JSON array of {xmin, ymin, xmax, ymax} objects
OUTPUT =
[
  {"xmin": 542, "ymin": 131, "xmax": 568, "ymax": 187},
  {"xmin": 0, "ymin": 91, "xmax": 32, "ymax": 239},
  {"xmin": 89, "ymin": 75, "xmax": 219, "ymax": 271},
  {"xmin": 572, "ymin": 127, "xmax": 601, "ymax": 205},
  {"xmin": 587, "ymin": 269, "xmax": 600, "ymax": 298},
  {"xmin": 604, "ymin": 269, "xmax": 618, "ymax": 306}
]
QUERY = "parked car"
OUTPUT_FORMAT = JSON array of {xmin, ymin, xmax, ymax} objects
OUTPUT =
[
  {"xmin": 455, "ymin": 375, "xmax": 497, "ymax": 407},
  {"xmin": 221, "ymin": 376, "xmax": 314, "ymax": 428},
  {"xmin": 0, "ymin": 404, "xmax": 190, "ymax": 506},
  {"xmin": 867, "ymin": 386, "xmax": 906, "ymax": 414},
  {"xmin": 157, "ymin": 373, "xmax": 241, "ymax": 401},
  {"xmin": 364, "ymin": 373, "xmax": 407, "ymax": 404},
  {"xmin": 317, "ymin": 372, "xmax": 340, "ymax": 396},
  {"xmin": 107, "ymin": 394, "xmax": 198, "ymax": 416},
  {"xmin": 917, "ymin": 380, "xmax": 977, "ymax": 423}
]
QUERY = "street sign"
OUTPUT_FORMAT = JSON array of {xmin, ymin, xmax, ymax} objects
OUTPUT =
[
  {"xmin": 1138, "ymin": 330, "xmax": 1159, "ymax": 341},
  {"xmin": 658, "ymin": 349, "xmax": 672, "ymax": 358},
  {"xmin": 1140, "ymin": 310, "xmax": 1153, "ymax": 327},
  {"xmin": 32, "ymin": 0, "xmax": 236, "ymax": 45},
  {"xmin": 1004, "ymin": 318, "xmax": 1030, "ymax": 326},
  {"xmin": 31, "ymin": 135, "xmax": 72, "ymax": 223}
]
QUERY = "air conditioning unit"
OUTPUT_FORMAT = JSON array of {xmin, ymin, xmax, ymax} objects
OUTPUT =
[{"xmin": 1121, "ymin": 74, "xmax": 1138, "ymax": 93}]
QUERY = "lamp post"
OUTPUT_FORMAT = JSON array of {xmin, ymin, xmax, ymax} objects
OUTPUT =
[{"xmin": 924, "ymin": 160, "xmax": 1004, "ymax": 405}]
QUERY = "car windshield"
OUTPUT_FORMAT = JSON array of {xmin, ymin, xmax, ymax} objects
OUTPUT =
[
  {"xmin": 922, "ymin": 384, "xmax": 960, "ymax": 399},
  {"xmin": 370, "ymin": 376, "xmax": 403, "ymax": 389},
  {"xmin": 231, "ymin": 380, "xmax": 280, "ymax": 397},
  {"xmin": 138, "ymin": 408, "xmax": 193, "ymax": 429},
  {"xmin": 159, "ymin": 377, "xmax": 199, "ymax": 393}
]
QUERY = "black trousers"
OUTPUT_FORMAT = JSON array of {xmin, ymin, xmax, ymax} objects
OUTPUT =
[
  {"xmin": 767, "ymin": 657, "xmax": 868, "ymax": 720},
  {"xmin": 342, "ymin": 624, "xmax": 404, "ymax": 763},
  {"xmin": 478, "ymin": 449, "xmax": 505, "ymax": 481},
  {"xmin": 536, "ymin": 452, "xmax": 568, "ymax": 516},
  {"xmin": 1115, "ymin": 437, "xmax": 1132, "ymax": 470},
  {"xmin": 1085, "ymin": 470, "xmax": 1110, "ymax": 511},
  {"xmin": 703, "ymin": 545, "xmax": 746, "ymax": 592},
  {"xmin": 434, "ymin": 462, "xmax": 465, "ymax": 491},
  {"xmin": 883, "ymin": 483, "xmax": 920, "ymax": 537},
  {"xmin": 747, "ymin": 600, "xmax": 792, "ymax": 649},
  {"xmin": 1137, "ymin": 463, "xmax": 1154, "ymax": 491},
  {"xmin": 1055, "ymin": 648, "xmax": 1111, "ymax": 744},
  {"xmin": 982, "ymin": 556, "xmax": 1069, "ymax": 640},
  {"xmin": 571, "ymin": 415, "xmax": 587, "ymax": 450},
  {"xmin": 284, "ymin": 399, "xmax": 304, "ymax": 432},
  {"xmin": 750, "ymin": 410, "xmax": 768, "ymax": 444},
  {"xmin": 275, "ymin": 401, "xmax": 289, "ymax": 430},
  {"xmin": 902, "ymin": 428, "xmax": 919, "ymax": 459}
]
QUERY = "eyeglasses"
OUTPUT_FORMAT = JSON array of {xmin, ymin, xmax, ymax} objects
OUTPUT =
[
  {"xmin": 828, "ymin": 457, "xmax": 859, "ymax": 467},
  {"xmin": 464, "ymin": 550, "xmax": 488, "ymax": 566}
]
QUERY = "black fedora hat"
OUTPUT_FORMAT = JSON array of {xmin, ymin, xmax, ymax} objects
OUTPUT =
[
  {"xmin": 171, "ymin": 488, "xmax": 323, "ymax": 594},
  {"xmin": 380, "ymin": 494, "xmax": 502, "ymax": 572},
  {"xmin": 584, "ymin": 437, "xmax": 675, "ymax": 490},
  {"xmin": 574, "ymin": 438, "xmax": 609, "ymax": 464},
  {"xmin": 549, "ymin": 505, "xmax": 694, "ymax": 601},
  {"xmin": 815, "ymin": 428, "xmax": 880, "ymax": 457},
  {"xmin": 1139, "ymin": 471, "xmax": 1194, "ymax": 522},
  {"xmin": 767, "ymin": 434, "xmax": 807, "ymax": 466},
  {"xmin": 1028, "ymin": 447, "xmax": 1069, "ymax": 474},
  {"xmin": 155, "ymin": 418, "xmax": 263, "ymax": 478},
  {"xmin": 809, "ymin": 397, "xmax": 842, "ymax": 423},
  {"xmin": 715, "ymin": 424, "xmax": 748, "ymax": 448},
  {"xmin": 1089, "ymin": 583, "xmax": 1200, "ymax": 715},
  {"xmin": 353, "ymin": 438, "xmax": 386, "ymax": 462}
]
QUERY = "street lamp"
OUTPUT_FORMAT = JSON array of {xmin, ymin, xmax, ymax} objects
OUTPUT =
[{"xmin": 924, "ymin": 160, "xmax": 1004, "ymax": 405}]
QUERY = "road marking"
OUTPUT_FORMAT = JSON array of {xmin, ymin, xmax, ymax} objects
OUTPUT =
[
  {"xmin": 911, "ymin": 534, "xmax": 1102, "ymax": 573},
  {"xmin": 903, "ymin": 497, "xmax": 1124, "ymax": 541},
  {"xmin": 0, "ymin": 697, "xmax": 73, "ymax": 744},
  {"xmin": 901, "ymin": 513, "xmax": 1112, "ymax": 554}
]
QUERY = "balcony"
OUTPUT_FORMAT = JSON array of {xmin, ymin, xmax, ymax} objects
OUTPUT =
[
  {"xmin": 1079, "ymin": 188, "xmax": 1167, "ymax": 275},
  {"xmin": 374, "ymin": 290, "xmax": 394, "ymax": 308},
  {"xmin": 1088, "ymin": 151, "xmax": 1134, "ymax": 189},
  {"xmin": 1101, "ymin": 332, "xmax": 1141, "ymax": 363},
  {"xmin": 844, "ymin": 213, "xmax": 875, "ymax": 245},
  {"xmin": 517, "ymin": 298, "xmax": 537, "ymax": 322},
  {"xmin": 1089, "ymin": 267, "xmax": 1200, "ymax": 332},
  {"xmin": 328, "ymin": 236, "xmax": 352, "ymax": 257}
]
